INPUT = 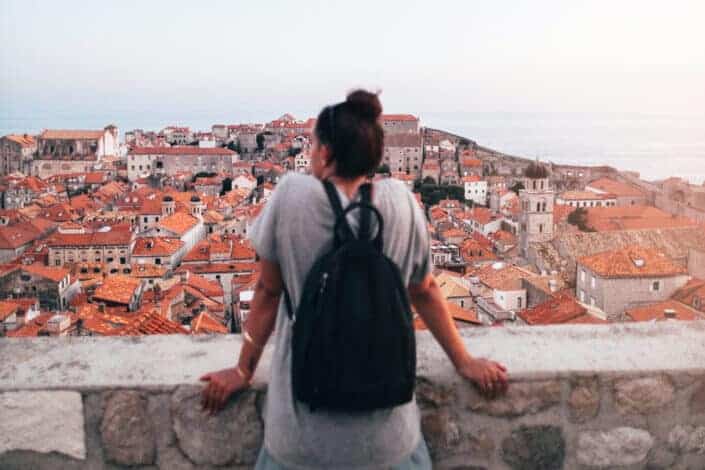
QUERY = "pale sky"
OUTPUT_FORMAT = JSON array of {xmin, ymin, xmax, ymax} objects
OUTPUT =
[{"xmin": 2, "ymin": 0, "xmax": 705, "ymax": 120}]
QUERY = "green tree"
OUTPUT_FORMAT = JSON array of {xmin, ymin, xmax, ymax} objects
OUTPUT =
[{"xmin": 510, "ymin": 181, "xmax": 525, "ymax": 195}]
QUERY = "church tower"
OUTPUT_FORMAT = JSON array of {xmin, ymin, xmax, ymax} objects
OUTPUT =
[{"xmin": 519, "ymin": 162, "xmax": 554, "ymax": 258}]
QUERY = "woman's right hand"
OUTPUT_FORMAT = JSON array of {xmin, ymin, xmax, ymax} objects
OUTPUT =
[
  {"xmin": 457, "ymin": 357, "xmax": 509, "ymax": 399},
  {"xmin": 200, "ymin": 367, "xmax": 251, "ymax": 415}
]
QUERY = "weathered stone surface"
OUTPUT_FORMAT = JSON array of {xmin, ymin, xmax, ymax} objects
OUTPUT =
[
  {"xmin": 647, "ymin": 447, "xmax": 677, "ymax": 470},
  {"xmin": 100, "ymin": 390, "xmax": 156, "ymax": 466},
  {"xmin": 568, "ymin": 376, "xmax": 600, "ymax": 423},
  {"xmin": 690, "ymin": 381, "xmax": 705, "ymax": 415},
  {"xmin": 668, "ymin": 425, "xmax": 705, "ymax": 454},
  {"xmin": 0, "ymin": 391, "xmax": 85, "ymax": 460},
  {"xmin": 501, "ymin": 425, "xmax": 564, "ymax": 470},
  {"xmin": 577, "ymin": 427, "xmax": 654, "ymax": 467},
  {"xmin": 614, "ymin": 376, "xmax": 675, "ymax": 415},
  {"xmin": 465, "ymin": 380, "xmax": 561, "ymax": 417},
  {"xmin": 171, "ymin": 385, "xmax": 263, "ymax": 466},
  {"xmin": 416, "ymin": 377, "xmax": 455, "ymax": 407},
  {"xmin": 421, "ymin": 409, "xmax": 494, "ymax": 459}
]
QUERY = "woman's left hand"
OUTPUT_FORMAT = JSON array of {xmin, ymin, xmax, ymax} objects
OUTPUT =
[{"xmin": 200, "ymin": 367, "xmax": 251, "ymax": 415}]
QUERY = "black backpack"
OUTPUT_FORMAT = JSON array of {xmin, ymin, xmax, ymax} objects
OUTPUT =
[{"xmin": 282, "ymin": 179, "xmax": 416, "ymax": 412}]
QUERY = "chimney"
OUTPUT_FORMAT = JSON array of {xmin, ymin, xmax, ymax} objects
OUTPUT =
[{"xmin": 663, "ymin": 309, "xmax": 677, "ymax": 319}]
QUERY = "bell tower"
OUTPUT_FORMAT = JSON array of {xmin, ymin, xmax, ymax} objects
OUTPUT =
[{"xmin": 519, "ymin": 162, "xmax": 554, "ymax": 258}]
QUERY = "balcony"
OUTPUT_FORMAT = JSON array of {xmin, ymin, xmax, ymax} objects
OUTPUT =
[{"xmin": 1, "ymin": 321, "xmax": 704, "ymax": 469}]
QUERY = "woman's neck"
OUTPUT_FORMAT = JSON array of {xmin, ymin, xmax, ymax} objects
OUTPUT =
[{"xmin": 326, "ymin": 174, "xmax": 367, "ymax": 200}]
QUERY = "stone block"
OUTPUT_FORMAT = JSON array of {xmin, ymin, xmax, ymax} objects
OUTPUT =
[
  {"xmin": 416, "ymin": 377, "xmax": 455, "ymax": 408},
  {"xmin": 100, "ymin": 390, "xmax": 156, "ymax": 466},
  {"xmin": 0, "ymin": 390, "xmax": 85, "ymax": 460},
  {"xmin": 614, "ymin": 376, "xmax": 675, "ymax": 415},
  {"xmin": 690, "ymin": 380, "xmax": 705, "ymax": 415},
  {"xmin": 421, "ymin": 408, "xmax": 494, "ymax": 459},
  {"xmin": 171, "ymin": 385, "xmax": 263, "ymax": 466},
  {"xmin": 465, "ymin": 380, "xmax": 561, "ymax": 417},
  {"xmin": 501, "ymin": 425, "xmax": 564, "ymax": 470},
  {"xmin": 568, "ymin": 376, "xmax": 600, "ymax": 423},
  {"xmin": 577, "ymin": 427, "xmax": 654, "ymax": 467},
  {"xmin": 668, "ymin": 425, "xmax": 705, "ymax": 455}
]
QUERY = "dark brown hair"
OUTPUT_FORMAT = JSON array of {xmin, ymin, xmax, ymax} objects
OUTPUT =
[{"xmin": 315, "ymin": 89, "xmax": 384, "ymax": 178}]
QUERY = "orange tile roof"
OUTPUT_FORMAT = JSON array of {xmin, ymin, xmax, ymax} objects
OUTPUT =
[
  {"xmin": 560, "ymin": 190, "xmax": 616, "ymax": 201},
  {"xmin": 186, "ymin": 274, "xmax": 224, "ymax": 298},
  {"xmin": 585, "ymin": 205, "xmax": 696, "ymax": 232},
  {"xmin": 381, "ymin": 114, "xmax": 418, "ymax": 121},
  {"xmin": 518, "ymin": 291, "xmax": 589, "ymax": 325},
  {"xmin": 20, "ymin": 263, "xmax": 70, "ymax": 283},
  {"xmin": 578, "ymin": 245, "xmax": 687, "ymax": 279},
  {"xmin": 0, "ymin": 301, "xmax": 19, "ymax": 322},
  {"xmin": 446, "ymin": 303, "xmax": 482, "ymax": 325},
  {"xmin": 462, "ymin": 175, "xmax": 483, "ymax": 183},
  {"xmin": 626, "ymin": 299, "xmax": 704, "ymax": 322},
  {"xmin": 118, "ymin": 310, "xmax": 188, "ymax": 336},
  {"xmin": 6, "ymin": 312, "xmax": 54, "ymax": 337},
  {"xmin": 178, "ymin": 262, "xmax": 259, "ymax": 275},
  {"xmin": 158, "ymin": 212, "xmax": 198, "ymax": 236},
  {"xmin": 41, "ymin": 129, "xmax": 104, "ymax": 140},
  {"xmin": 586, "ymin": 178, "xmax": 646, "ymax": 198},
  {"xmin": 671, "ymin": 278, "xmax": 705, "ymax": 311},
  {"xmin": 191, "ymin": 312, "xmax": 228, "ymax": 334},
  {"xmin": 129, "ymin": 146, "xmax": 234, "ymax": 156},
  {"xmin": 47, "ymin": 228, "xmax": 133, "ymax": 247},
  {"xmin": 131, "ymin": 264, "xmax": 168, "ymax": 278},
  {"xmin": 92, "ymin": 275, "xmax": 141, "ymax": 305},
  {"xmin": 4, "ymin": 134, "xmax": 36, "ymax": 147},
  {"xmin": 132, "ymin": 237, "xmax": 184, "ymax": 256}
]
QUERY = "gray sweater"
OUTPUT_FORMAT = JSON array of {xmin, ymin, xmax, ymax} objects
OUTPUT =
[{"xmin": 248, "ymin": 173, "xmax": 431, "ymax": 469}]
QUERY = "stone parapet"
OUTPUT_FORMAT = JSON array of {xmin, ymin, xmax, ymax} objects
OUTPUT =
[{"xmin": 1, "ymin": 321, "xmax": 704, "ymax": 469}]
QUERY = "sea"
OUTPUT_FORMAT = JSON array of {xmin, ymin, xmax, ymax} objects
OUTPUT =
[{"xmin": 2, "ymin": 111, "xmax": 704, "ymax": 184}]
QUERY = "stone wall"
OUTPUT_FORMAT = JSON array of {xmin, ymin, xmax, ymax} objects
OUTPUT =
[{"xmin": 1, "ymin": 322, "xmax": 704, "ymax": 469}]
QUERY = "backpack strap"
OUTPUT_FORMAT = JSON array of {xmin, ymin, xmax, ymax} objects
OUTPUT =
[
  {"xmin": 358, "ymin": 183, "xmax": 372, "ymax": 241},
  {"xmin": 322, "ymin": 179, "xmax": 355, "ymax": 245}
]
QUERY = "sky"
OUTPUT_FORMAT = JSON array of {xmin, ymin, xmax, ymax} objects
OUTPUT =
[{"xmin": 2, "ymin": 0, "xmax": 705, "ymax": 123}]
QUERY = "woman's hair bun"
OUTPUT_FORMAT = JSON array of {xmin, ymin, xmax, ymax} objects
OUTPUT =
[{"xmin": 345, "ymin": 89, "xmax": 382, "ymax": 121}]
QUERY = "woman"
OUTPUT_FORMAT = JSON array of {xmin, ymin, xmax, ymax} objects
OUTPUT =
[{"xmin": 200, "ymin": 90, "xmax": 509, "ymax": 469}]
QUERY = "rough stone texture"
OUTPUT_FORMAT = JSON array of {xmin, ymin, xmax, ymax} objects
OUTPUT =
[
  {"xmin": 465, "ymin": 380, "xmax": 561, "ymax": 417},
  {"xmin": 668, "ymin": 425, "xmax": 705, "ymax": 455},
  {"xmin": 568, "ymin": 376, "xmax": 600, "ymax": 423},
  {"xmin": 500, "ymin": 425, "xmax": 564, "ymax": 470},
  {"xmin": 100, "ymin": 390, "xmax": 156, "ymax": 466},
  {"xmin": 420, "ymin": 408, "xmax": 494, "ymax": 459},
  {"xmin": 416, "ymin": 376, "xmax": 455, "ymax": 407},
  {"xmin": 614, "ymin": 376, "xmax": 675, "ymax": 415},
  {"xmin": 690, "ymin": 380, "xmax": 705, "ymax": 415},
  {"xmin": 647, "ymin": 447, "xmax": 677, "ymax": 469},
  {"xmin": 171, "ymin": 385, "xmax": 263, "ymax": 466},
  {"xmin": 577, "ymin": 427, "xmax": 654, "ymax": 467},
  {"xmin": 0, "ymin": 390, "xmax": 85, "ymax": 460}
]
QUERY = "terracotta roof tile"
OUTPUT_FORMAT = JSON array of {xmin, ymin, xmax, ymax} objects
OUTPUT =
[
  {"xmin": 92, "ymin": 275, "xmax": 141, "ymax": 305},
  {"xmin": 191, "ymin": 312, "xmax": 228, "ymax": 334},
  {"xmin": 158, "ymin": 212, "xmax": 198, "ymax": 236},
  {"xmin": 578, "ymin": 245, "xmax": 687, "ymax": 278},
  {"xmin": 132, "ymin": 237, "xmax": 184, "ymax": 256},
  {"xmin": 626, "ymin": 299, "xmax": 704, "ymax": 322},
  {"xmin": 41, "ymin": 129, "xmax": 104, "ymax": 140}
]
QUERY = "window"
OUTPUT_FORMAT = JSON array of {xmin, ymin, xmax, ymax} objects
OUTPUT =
[
  {"xmin": 55, "ymin": 260, "xmax": 61, "ymax": 266},
  {"xmin": 120, "ymin": 257, "xmax": 126, "ymax": 264},
  {"xmin": 539, "ymin": 224, "xmax": 543, "ymax": 233},
  {"xmin": 155, "ymin": 258, "xmax": 162, "ymax": 265},
  {"xmin": 20, "ymin": 274, "xmax": 31, "ymax": 282},
  {"xmin": 107, "ymin": 257, "xmax": 114, "ymax": 263},
  {"xmin": 579, "ymin": 290, "xmax": 586, "ymax": 302},
  {"xmin": 652, "ymin": 281, "xmax": 660, "ymax": 292},
  {"xmin": 591, "ymin": 276, "xmax": 596, "ymax": 289},
  {"xmin": 517, "ymin": 297, "xmax": 522, "ymax": 309},
  {"xmin": 143, "ymin": 217, "xmax": 148, "ymax": 223}
]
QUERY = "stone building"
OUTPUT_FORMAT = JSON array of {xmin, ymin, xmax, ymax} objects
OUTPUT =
[
  {"xmin": 47, "ymin": 225, "xmax": 135, "ymax": 275},
  {"xmin": 382, "ymin": 133, "xmax": 422, "ymax": 177},
  {"xmin": 381, "ymin": 114, "xmax": 419, "ymax": 134},
  {"xmin": 519, "ymin": 163, "xmax": 554, "ymax": 258},
  {"xmin": 0, "ymin": 134, "xmax": 36, "ymax": 175},
  {"xmin": 32, "ymin": 127, "xmax": 119, "ymax": 179},
  {"xmin": 576, "ymin": 246, "xmax": 690, "ymax": 320},
  {"xmin": 586, "ymin": 178, "xmax": 649, "ymax": 207},
  {"xmin": 127, "ymin": 147, "xmax": 237, "ymax": 181},
  {"xmin": 0, "ymin": 262, "xmax": 79, "ymax": 310}
]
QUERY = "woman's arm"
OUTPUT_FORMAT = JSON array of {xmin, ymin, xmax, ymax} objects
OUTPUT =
[
  {"xmin": 200, "ymin": 258, "xmax": 283, "ymax": 414},
  {"xmin": 408, "ymin": 272, "xmax": 508, "ymax": 397}
]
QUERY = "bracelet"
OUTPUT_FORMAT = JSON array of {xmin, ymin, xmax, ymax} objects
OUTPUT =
[{"xmin": 243, "ymin": 330, "xmax": 264, "ymax": 350}]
